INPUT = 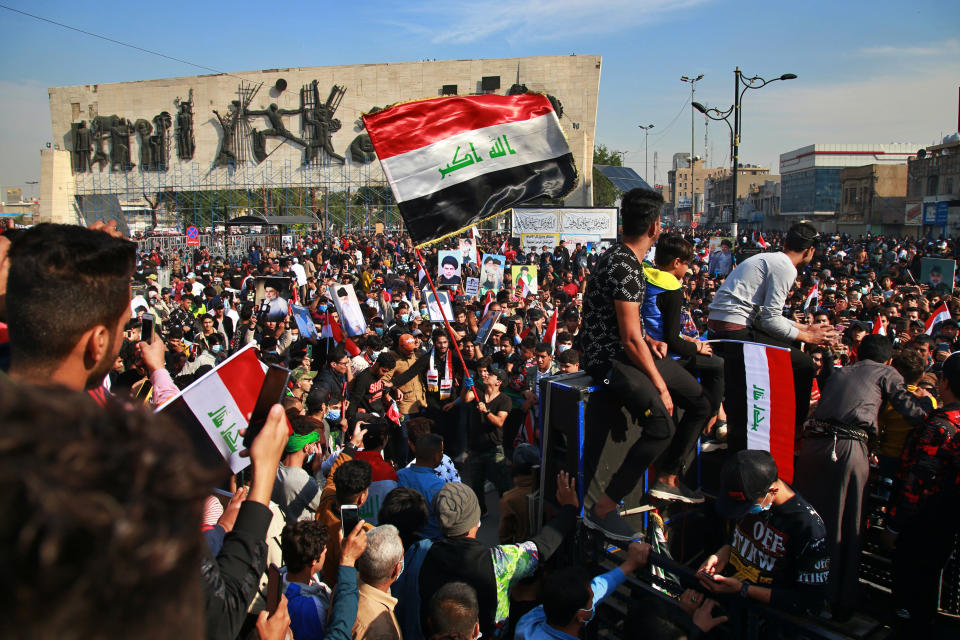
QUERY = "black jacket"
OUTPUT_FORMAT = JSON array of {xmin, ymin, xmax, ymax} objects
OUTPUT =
[{"xmin": 201, "ymin": 500, "xmax": 272, "ymax": 640}]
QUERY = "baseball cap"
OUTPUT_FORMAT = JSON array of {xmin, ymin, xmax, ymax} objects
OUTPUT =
[
  {"xmin": 716, "ymin": 450, "xmax": 778, "ymax": 519},
  {"xmin": 491, "ymin": 323, "xmax": 507, "ymax": 334},
  {"xmin": 290, "ymin": 367, "xmax": 318, "ymax": 383}
]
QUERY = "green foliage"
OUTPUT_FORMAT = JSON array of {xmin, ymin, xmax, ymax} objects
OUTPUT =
[{"xmin": 593, "ymin": 144, "xmax": 624, "ymax": 207}]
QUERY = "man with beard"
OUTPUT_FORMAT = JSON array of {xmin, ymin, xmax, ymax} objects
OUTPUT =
[
  {"xmin": 391, "ymin": 328, "xmax": 464, "ymax": 457},
  {"xmin": 5, "ymin": 223, "xmax": 177, "ymax": 405},
  {"xmin": 707, "ymin": 222, "xmax": 838, "ymax": 453}
]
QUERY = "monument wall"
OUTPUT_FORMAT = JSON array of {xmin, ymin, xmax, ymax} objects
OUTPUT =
[{"xmin": 44, "ymin": 55, "xmax": 601, "ymax": 224}]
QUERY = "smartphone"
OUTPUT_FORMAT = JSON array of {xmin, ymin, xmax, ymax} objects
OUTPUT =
[
  {"xmin": 211, "ymin": 488, "xmax": 235, "ymax": 499},
  {"xmin": 341, "ymin": 504, "xmax": 360, "ymax": 538},
  {"xmin": 242, "ymin": 364, "xmax": 292, "ymax": 449},
  {"xmin": 140, "ymin": 313, "xmax": 155, "ymax": 344},
  {"xmin": 266, "ymin": 564, "xmax": 282, "ymax": 614},
  {"xmin": 306, "ymin": 344, "xmax": 313, "ymax": 359}
]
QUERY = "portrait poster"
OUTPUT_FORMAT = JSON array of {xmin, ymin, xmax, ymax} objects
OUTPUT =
[
  {"xmin": 254, "ymin": 276, "xmax": 293, "ymax": 322},
  {"xmin": 920, "ymin": 257, "xmax": 956, "ymax": 294},
  {"xmin": 423, "ymin": 288, "xmax": 454, "ymax": 322},
  {"xmin": 464, "ymin": 277, "xmax": 480, "ymax": 297},
  {"xmin": 511, "ymin": 264, "xmax": 538, "ymax": 294},
  {"xmin": 459, "ymin": 237, "xmax": 477, "ymax": 264},
  {"xmin": 328, "ymin": 283, "xmax": 368, "ymax": 337},
  {"xmin": 476, "ymin": 310, "xmax": 503, "ymax": 345},
  {"xmin": 437, "ymin": 250, "xmax": 463, "ymax": 288},
  {"xmin": 479, "ymin": 253, "xmax": 506, "ymax": 296},
  {"xmin": 290, "ymin": 304, "xmax": 319, "ymax": 340}
]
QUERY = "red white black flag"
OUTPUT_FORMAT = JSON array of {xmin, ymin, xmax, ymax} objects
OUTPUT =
[{"xmin": 363, "ymin": 93, "xmax": 577, "ymax": 245}]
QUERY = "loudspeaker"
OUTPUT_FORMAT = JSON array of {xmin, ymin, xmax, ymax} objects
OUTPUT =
[
  {"xmin": 481, "ymin": 76, "xmax": 500, "ymax": 91},
  {"xmin": 274, "ymin": 78, "xmax": 287, "ymax": 92},
  {"xmin": 538, "ymin": 373, "xmax": 648, "ymax": 523}
]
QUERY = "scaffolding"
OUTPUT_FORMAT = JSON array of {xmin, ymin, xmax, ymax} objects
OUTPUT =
[{"xmin": 73, "ymin": 151, "xmax": 401, "ymax": 236}]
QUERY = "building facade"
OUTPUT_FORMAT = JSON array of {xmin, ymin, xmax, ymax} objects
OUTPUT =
[
  {"xmin": 778, "ymin": 143, "xmax": 918, "ymax": 231},
  {"xmin": 41, "ymin": 55, "xmax": 602, "ymax": 229},
  {"xmin": 906, "ymin": 134, "xmax": 960, "ymax": 237},
  {"xmin": 837, "ymin": 164, "xmax": 910, "ymax": 237},
  {"xmin": 703, "ymin": 165, "xmax": 773, "ymax": 224},
  {"xmin": 667, "ymin": 156, "xmax": 725, "ymax": 224}
]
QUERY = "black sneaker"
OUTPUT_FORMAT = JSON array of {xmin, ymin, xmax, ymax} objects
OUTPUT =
[
  {"xmin": 649, "ymin": 481, "xmax": 706, "ymax": 504},
  {"xmin": 583, "ymin": 509, "xmax": 642, "ymax": 542}
]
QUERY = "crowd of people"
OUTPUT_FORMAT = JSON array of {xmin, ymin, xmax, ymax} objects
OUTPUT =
[{"xmin": 1, "ymin": 187, "xmax": 960, "ymax": 638}]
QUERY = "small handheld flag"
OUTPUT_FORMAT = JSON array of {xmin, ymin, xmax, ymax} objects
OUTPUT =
[{"xmin": 925, "ymin": 302, "xmax": 951, "ymax": 335}]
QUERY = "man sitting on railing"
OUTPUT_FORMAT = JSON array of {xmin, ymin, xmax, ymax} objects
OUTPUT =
[{"xmin": 697, "ymin": 450, "xmax": 830, "ymax": 617}]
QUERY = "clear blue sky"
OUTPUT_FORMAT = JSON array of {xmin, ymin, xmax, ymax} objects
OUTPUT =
[{"xmin": 1, "ymin": 0, "xmax": 957, "ymax": 197}]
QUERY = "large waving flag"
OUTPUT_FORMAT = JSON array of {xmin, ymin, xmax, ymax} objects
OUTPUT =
[
  {"xmin": 363, "ymin": 93, "xmax": 578, "ymax": 245},
  {"xmin": 324, "ymin": 312, "xmax": 361, "ymax": 357},
  {"xmin": 925, "ymin": 302, "xmax": 951, "ymax": 335}
]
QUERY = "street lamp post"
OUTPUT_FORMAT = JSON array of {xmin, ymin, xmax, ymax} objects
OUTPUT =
[
  {"xmin": 692, "ymin": 68, "xmax": 796, "ymax": 226},
  {"xmin": 681, "ymin": 75, "xmax": 703, "ymax": 223},
  {"xmin": 638, "ymin": 124, "xmax": 654, "ymax": 185}
]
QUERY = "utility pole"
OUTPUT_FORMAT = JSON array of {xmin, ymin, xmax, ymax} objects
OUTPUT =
[
  {"xmin": 681, "ymin": 74, "xmax": 704, "ymax": 224},
  {"xmin": 638, "ymin": 124, "xmax": 654, "ymax": 185}
]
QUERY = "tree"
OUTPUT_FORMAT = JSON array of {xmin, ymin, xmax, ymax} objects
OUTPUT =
[{"xmin": 593, "ymin": 144, "xmax": 624, "ymax": 207}]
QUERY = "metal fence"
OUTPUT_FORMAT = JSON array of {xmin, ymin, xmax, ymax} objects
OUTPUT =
[{"xmin": 135, "ymin": 233, "xmax": 286, "ymax": 261}]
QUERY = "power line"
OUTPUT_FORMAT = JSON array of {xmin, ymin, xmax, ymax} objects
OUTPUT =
[
  {"xmin": 650, "ymin": 94, "xmax": 691, "ymax": 139},
  {"xmin": 0, "ymin": 3, "xmax": 253, "ymax": 82}
]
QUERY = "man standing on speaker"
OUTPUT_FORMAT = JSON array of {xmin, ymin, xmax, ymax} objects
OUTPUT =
[{"xmin": 581, "ymin": 188, "xmax": 700, "ymax": 541}]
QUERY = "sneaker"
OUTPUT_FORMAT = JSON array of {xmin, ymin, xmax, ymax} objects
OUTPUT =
[
  {"xmin": 700, "ymin": 439, "xmax": 728, "ymax": 453},
  {"xmin": 584, "ymin": 509, "xmax": 642, "ymax": 542},
  {"xmin": 649, "ymin": 481, "xmax": 706, "ymax": 504}
]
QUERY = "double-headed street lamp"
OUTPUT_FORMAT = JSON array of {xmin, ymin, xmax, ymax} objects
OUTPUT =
[
  {"xmin": 680, "ymin": 75, "xmax": 703, "ymax": 221},
  {"xmin": 693, "ymin": 67, "xmax": 796, "ymax": 224},
  {"xmin": 637, "ymin": 124, "xmax": 654, "ymax": 185}
]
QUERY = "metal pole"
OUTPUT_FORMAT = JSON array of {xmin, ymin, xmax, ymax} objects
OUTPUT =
[
  {"xmin": 732, "ymin": 67, "xmax": 740, "ymax": 224},
  {"xmin": 645, "ymin": 129, "xmax": 649, "ymax": 184},
  {"xmin": 690, "ymin": 81, "xmax": 696, "ymax": 223}
]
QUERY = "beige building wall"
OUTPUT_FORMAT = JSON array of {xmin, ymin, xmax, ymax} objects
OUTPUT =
[
  {"xmin": 39, "ymin": 149, "xmax": 77, "ymax": 224},
  {"xmin": 46, "ymin": 55, "xmax": 602, "ymax": 222}
]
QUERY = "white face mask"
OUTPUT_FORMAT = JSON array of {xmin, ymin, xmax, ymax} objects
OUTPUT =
[{"xmin": 556, "ymin": 344, "xmax": 571, "ymax": 353}]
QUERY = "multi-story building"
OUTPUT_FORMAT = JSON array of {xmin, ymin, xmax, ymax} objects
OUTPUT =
[
  {"xmin": 837, "ymin": 164, "xmax": 909, "ymax": 237},
  {"xmin": 837, "ymin": 164, "xmax": 907, "ymax": 235},
  {"xmin": 746, "ymin": 179, "xmax": 782, "ymax": 227},
  {"xmin": 906, "ymin": 133, "xmax": 960, "ymax": 236},
  {"xmin": 778, "ymin": 143, "xmax": 918, "ymax": 232},
  {"xmin": 667, "ymin": 154, "xmax": 725, "ymax": 224},
  {"xmin": 703, "ymin": 165, "xmax": 773, "ymax": 224}
]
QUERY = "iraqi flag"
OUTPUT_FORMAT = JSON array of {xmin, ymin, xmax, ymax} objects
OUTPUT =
[
  {"xmin": 925, "ymin": 302, "xmax": 951, "ymax": 335},
  {"xmin": 363, "ymin": 93, "xmax": 578, "ymax": 245},
  {"xmin": 324, "ymin": 312, "xmax": 362, "ymax": 357},
  {"xmin": 471, "ymin": 226, "xmax": 483, "ymax": 265},
  {"xmin": 157, "ymin": 344, "xmax": 268, "ymax": 474},
  {"xmin": 716, "ymin": 341, "xmax": 796, "ymax": 483},
  {"xmin": 543, "ymin": 307, "xmax": 559, "ymax": 351},
  {"xmin": 756, "ymin": 232, "xmax": 769, "ymax": 249},
  {"xmin": 872, "ymin": 313, "xmax": 886, "ymax": 336},
  {"xmin": 803, "ymin": 283, "xmax": 819, "ymax": 312}
]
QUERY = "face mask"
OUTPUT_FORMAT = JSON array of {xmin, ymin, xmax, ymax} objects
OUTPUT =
[
  {"xmin": 579, "ymin": 603, "xmax": 596, "ymax": 624},
  {"xmin": 318, "ymin": 304, "xmax": 328, "ymax": 312},
  {"xmin": 375, "ymin": 327, "xmax": 384, "ymax": 336},
  {"xmin": 400, "ymin": 313, "xmax": 410, "ymax": 323},
  {"xmin": 391, "ymin": 301, "xmax": 400, "ymax": 309},
  {"xmin": 747, "ymin": 493, "xmax": 772, "ymax": 514},
  {"xmin": 212, "ymin": 345, "xmax": 222, "ymax": 354},
  {"xmin": 557, "ymin": 344, "xmax": 571, "ymax": 353},
  {"xmin": 326, "ymin": 409, "xmax": 341, "ymax": 422}
]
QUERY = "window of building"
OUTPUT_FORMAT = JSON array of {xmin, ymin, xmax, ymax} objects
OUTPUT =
[
  {"xmin": 944, "ymin": 177, "xmax": 954, "ymax": 195},
  {"xmin": 927, "ymin": 175, "xmax": 939, "ymax": 196}
]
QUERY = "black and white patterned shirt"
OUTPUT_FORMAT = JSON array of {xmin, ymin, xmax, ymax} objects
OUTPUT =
[{"xmin": 582, "ymin": 243, "xmax": 647, "ymax": 371}]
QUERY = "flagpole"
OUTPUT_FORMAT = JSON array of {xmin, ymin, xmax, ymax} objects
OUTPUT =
[{"xmin": 414, "ymin": 248, "xmax": 470, "ymax": 377}]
